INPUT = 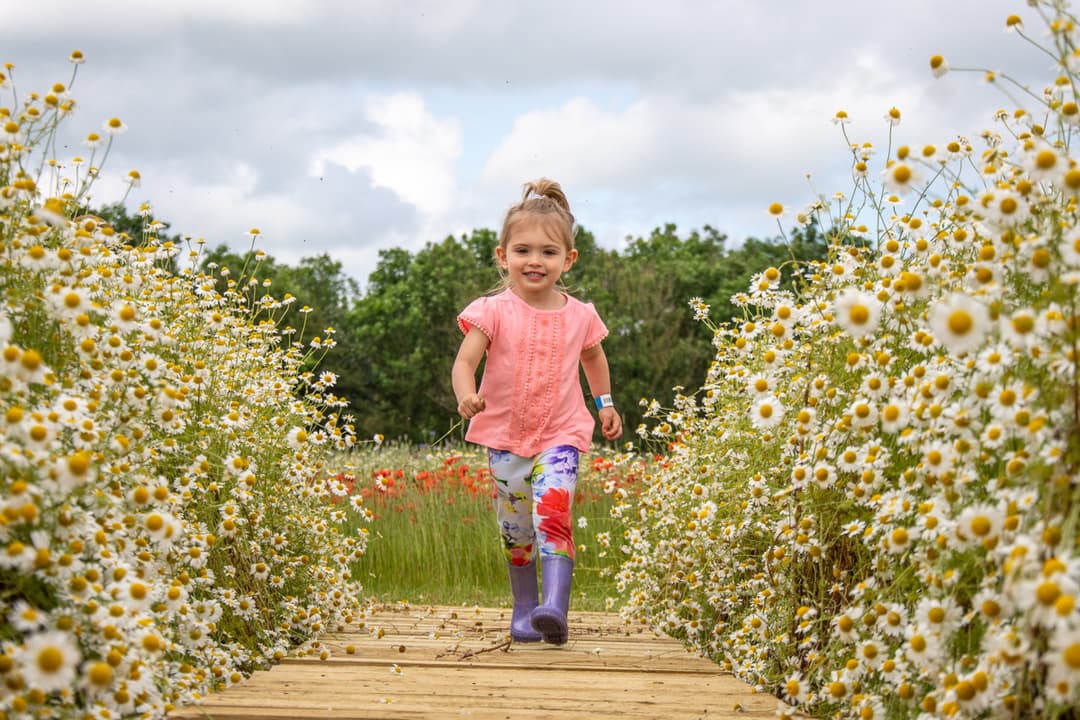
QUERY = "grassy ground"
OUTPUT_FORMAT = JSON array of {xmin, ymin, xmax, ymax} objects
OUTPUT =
[{"xmin": 331, "ymin": 443, "xmax": 646, "ymax": 612}]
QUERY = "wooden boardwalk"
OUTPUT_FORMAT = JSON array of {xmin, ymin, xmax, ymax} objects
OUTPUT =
[{"xmin": 170, "ymin": 604, "xmax": 778, "ymax": 720}]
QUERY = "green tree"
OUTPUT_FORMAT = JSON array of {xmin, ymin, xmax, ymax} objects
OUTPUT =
[{"xmin": 345, "ymin": 231, "xmax": 496, "ymax": 441}]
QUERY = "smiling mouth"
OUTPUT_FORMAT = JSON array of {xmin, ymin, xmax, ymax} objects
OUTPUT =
[{"xmin": 523, "ymin": 271, "xmax": 545, "ymax": 280}]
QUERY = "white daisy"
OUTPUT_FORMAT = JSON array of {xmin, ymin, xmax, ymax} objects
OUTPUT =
[
  {"xmin": 882, "ymin": 161, "xmax": 923, "ymax": 194},
  {"xmin": 1046, "ymin": 627, "xmax": 1080, "ymax": 690},
  {"xmin": 748, "ymin": 394, "xmax": 784, "ymax": 429},
  {"xmin": 1060, "ymin": 226, "xmax": 1080, "ymax": 267},
  {"xmin": 928, "ymin": 292, "xmax": 991, "ymax": 356},
  {"xmin": 18, "ymin": 630, "xmax": 82, "ymax": 693},
  {"xmin": 834, "ymin": 289, "xmax": 881, "ymax": 339}
]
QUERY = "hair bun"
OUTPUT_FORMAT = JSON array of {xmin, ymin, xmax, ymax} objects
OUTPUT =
[{"xmin": 522, "ymin": 177, "xmax": 571, "ymax": 213}]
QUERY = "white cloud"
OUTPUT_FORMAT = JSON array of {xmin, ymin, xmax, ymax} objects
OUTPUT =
[
  {"xmin": 309, "ymin": 93, "xmax": 462, "ymax": 216},
  {"xmin": 4, "ymin": 0, "xmax": 1042, "ymax": 283},
  {"xmin": 144, "ymin": 162, "xmax": 310, "ymax": 244},
  {"xmin": 20, "ymin": 0, "xmax": 309, "ymax": 28},
  {"xmin": 480, "ymin": 97, "xmax": 656, "ymax": 188},
  {"xmin": 477, "ymin": 42, "xmax": 1006, "ymax": 248}
]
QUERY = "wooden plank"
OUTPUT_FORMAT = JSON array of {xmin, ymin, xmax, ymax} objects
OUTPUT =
[{"xmin": 169, "ymin": 605, "xmax": 778, "ymax": 720}]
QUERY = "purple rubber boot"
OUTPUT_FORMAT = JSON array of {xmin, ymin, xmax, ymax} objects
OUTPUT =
[
  {"xmin": 530, "ymin": 555, "xmax": 573, "ymax": 645},
  {"xmin": 508, "ymin": 562, "xmax": 542, "ymax": 643}
]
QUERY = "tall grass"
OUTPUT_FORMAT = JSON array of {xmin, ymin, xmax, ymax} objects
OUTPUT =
[{"xmin": 334, "ymin": 443, "xmax": 646, "ymax": 611}]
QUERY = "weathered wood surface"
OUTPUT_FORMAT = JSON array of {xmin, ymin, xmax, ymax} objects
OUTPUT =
[{"xmin": 170, "ymin": 604, "xmax": 778, "ymax": 719}]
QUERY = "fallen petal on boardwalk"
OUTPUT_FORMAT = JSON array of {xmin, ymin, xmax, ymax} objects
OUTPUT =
[{"xmin": 169, "ymin": 604, "xmax": 778, "ymax": 719}]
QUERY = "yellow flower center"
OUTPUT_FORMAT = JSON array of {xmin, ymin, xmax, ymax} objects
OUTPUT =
[
  {"xmin": 947, "ymin": 310, "xmax": 973, "ymax": 335},
  {"xmin": 1036, "ymin": 149, "xmax": 1058, "ymax": 169},
  {"xmin": 900, "ymin": 272, "xmax": 922, "ymax": 291},
  {"xmin": 37, "ymin": 646, "xmax": 63, "ymax": 673},
  {"xmin": 970, "ymin": 516, "xmax": 992, "ymax": 536},
  {"xmin": 1036, "ymin": 581, "xmax": 1061, "ymax": 606},
  {"xmin": 1064, "ymin": 643, "xmax": 1080, "ymax": 669},
  {"xmin": 87, "ymin": 661, "xmax": 113, "ymax": 686}
]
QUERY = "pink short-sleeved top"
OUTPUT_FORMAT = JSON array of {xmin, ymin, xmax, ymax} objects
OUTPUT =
[{"xmin": 457, "ymin": 289, "xmax": 608, "ymax": 457}]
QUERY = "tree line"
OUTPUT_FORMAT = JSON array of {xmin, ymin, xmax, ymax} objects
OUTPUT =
[{"xmin": 96, "ymin": 203, "xmax": 827, "ymax": 445}]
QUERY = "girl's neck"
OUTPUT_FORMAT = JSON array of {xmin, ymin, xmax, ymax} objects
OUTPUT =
[{"xmin": 509, "ymin": 285, "xmax": 566, "ymax": 310}]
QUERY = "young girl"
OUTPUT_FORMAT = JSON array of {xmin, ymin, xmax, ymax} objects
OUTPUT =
[{"xmin": 452, "ymin": 178, "xmax": 622, "ymax": 645}]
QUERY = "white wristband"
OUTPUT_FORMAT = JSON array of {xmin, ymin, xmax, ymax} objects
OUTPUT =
[{"xmin": 594, "ymin": 394, "xmax": 614, "ymax": 410}]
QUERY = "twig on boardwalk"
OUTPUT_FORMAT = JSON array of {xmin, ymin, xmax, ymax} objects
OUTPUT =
[{"xmin": 435, "ymin": 639, "xmax": 512, "ymax": 660}]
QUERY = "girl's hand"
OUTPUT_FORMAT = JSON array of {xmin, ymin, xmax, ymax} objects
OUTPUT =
[
  {"xmin": 458, "ymin": 393, "xmax": 486, "ymax": 419},
  {"xmin": 599, "ymin": 407, "xmax": 622, "ymax": 440}
]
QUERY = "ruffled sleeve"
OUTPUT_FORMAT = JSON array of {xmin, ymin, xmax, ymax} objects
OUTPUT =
[
  {"xmin": 457, "ymin": 295, "xmax": 498, "ymax": 342},
  {"xmin": 582, "ymin": 302, "xmax": 608, "ymax": 349}
]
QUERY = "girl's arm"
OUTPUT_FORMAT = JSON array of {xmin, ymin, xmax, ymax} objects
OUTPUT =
[
  {"xmin": 452, "ymin": 327, "xmax": 489, "ymax": 419},
  {"xmin": 580, "ymin": 343, "xmax": 622, "ymax": 440}
]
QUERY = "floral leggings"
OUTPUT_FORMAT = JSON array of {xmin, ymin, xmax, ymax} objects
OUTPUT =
[{"xmin": 488, "ymin": 445, "xmax": 578, "ymax": 566}]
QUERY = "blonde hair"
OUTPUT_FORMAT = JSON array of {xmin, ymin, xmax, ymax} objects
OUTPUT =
[{"xmin": 498, "ymin": 177, "xmax": 577, "ymax": 256}]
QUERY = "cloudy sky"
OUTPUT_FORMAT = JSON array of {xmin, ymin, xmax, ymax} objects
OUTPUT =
[{"xmin": 7, "ymin": 0, "xmax": 1050, "ymax": 288}]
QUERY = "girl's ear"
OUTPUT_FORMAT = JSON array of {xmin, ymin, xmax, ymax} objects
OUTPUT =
[
  {"xmin": 563, "ymin": 248, "xmax": 579, "ymax": 271},
  {"xmin": 494, "ymin": 246, "xmax": 508, "ymax": 269}
]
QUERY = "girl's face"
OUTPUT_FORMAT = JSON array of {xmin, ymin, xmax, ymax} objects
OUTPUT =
[{"xmin": 495, "ymin": 221, "xmax": 577, "ymax": 307}]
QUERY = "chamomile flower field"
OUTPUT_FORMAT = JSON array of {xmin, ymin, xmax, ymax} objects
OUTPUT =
[
  {"xmin": 609, "ymin": 4, "xmax": 1080, "ymax": 719},
  {"xmin": 3, "ymin": 1, "xmax": 1080, "ymax": 719},
  {"xmin": 1, "ymin": 55, "xmax": 367, "ymax": 718}
]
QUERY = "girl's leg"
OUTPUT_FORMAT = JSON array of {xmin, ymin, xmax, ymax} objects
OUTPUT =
[
  {"xmin": 488, "ymin": 449, "xmax": 542, "ymax": 642},
  {"xmin": 529, "ymin": 445, "xmax": 579, "ymax": 645},
  {"xmin": 530, "ymin": 445, "xmax": 579, "ymax": 559},
  {"xmin": 488, "ymin": 449, "xmax": 537, "ymax": 562}
]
